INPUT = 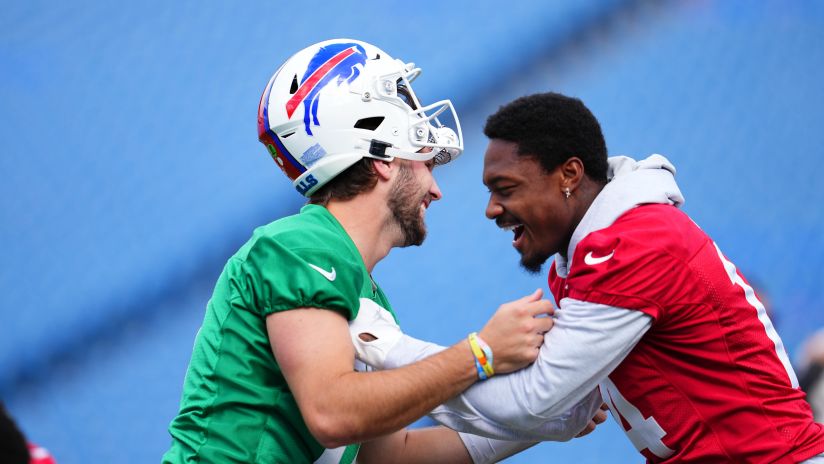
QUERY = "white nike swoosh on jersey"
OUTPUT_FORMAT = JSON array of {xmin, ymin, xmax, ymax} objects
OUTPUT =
[
  {"xmin": 584, "ymin": 250, "xmax": 615, "ymax": 265},
  {"xmin": 308, "ymin": 263, "xmax": 337, "ymax": 281}
]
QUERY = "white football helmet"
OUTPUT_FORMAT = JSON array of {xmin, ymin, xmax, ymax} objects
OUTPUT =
[{"xmin": 257, "ymin": 39, "xmax": 463, "ymax": 196}]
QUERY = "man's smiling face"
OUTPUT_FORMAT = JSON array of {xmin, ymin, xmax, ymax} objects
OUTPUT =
[{"xmin": 482, "ymin": 139, "xmax": 575, "ymax": 274}]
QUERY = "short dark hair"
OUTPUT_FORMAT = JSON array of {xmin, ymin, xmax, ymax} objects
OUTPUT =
[
  {"xmin": 483, "ymin": 92, "xmax": 608, "ymax": 183},
  {"xmin": 308, "ymin": 157, "xmax": 379, "ymax": 205}
]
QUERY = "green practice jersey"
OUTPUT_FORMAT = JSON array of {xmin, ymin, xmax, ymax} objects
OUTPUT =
[{"xmin": 163, "ymin": 204, "xmax": 396, "ymax": 463}]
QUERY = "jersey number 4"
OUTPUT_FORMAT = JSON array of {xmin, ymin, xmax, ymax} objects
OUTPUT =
[{"xmin": 601, "ymin": 377, "xmax": 675, "ymax": 459}]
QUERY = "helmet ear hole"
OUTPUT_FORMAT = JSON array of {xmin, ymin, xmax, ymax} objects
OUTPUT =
[
  {"xmin": 289, "ymin": 75, "xmax": 298, "ymax": 94},
  {"xmin": 354, "ymin": 116, "xmax": 385, "ymax": 131}
]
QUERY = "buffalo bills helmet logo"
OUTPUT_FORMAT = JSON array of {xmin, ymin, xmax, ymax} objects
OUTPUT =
[{"xmin": 285, "ymin": 43, "xmax": 368, "ymax": 135}]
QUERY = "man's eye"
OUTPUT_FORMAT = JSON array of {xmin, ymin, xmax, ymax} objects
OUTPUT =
[{"xmin": 493, "ymin": 186, "xmax": 515, "ymax": 196}]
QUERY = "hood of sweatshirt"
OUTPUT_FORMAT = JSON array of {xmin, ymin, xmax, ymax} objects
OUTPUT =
[{"xmin": 554, "ymin": 154, "xmax": 685, "ymax": 278}]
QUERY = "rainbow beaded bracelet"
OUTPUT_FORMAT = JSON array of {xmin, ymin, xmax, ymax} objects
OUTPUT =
[{"xmin": 468, "ymin": 332, "xmax": 494, "ymax": 380}]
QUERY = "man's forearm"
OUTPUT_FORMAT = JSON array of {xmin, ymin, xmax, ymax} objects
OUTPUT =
[
  {"xmin": 359, "ymin": 427, "xmax": 472, "ymax": 464},
  {"xmin": 360, "ymin": 427, "xmax": 537, "ymax": 464},
  {"xmin": 316, "ymin": 339, "xmax": 479, "ymax": 447},
  {"xmin": 459, "ymin": 433, "xmax": 537, "ymax": 464},
  {"xmin": 431, "ymin": 388, "xmax": 603, "ymax": 441},
  {"xmin": 269, "ymin": 308, "xmax": 481, "ymax": 448}
]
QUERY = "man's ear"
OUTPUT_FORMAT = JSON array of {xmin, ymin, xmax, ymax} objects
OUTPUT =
[
  {"xmin": 559, "ymin": 156, "xmax": 585, "ymax": 192},
  {"xmin": 372, "ymin": 158, "xmax": 395, "ymax": 182}
]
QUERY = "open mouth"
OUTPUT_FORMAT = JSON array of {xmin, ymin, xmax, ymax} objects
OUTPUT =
[
  {"xmin": 500, "ymin": 223, "xmax": 525, "ymax": 247},
  {"xmin": 420, "ymin": 198, "xmax": 430, "ymax": 216}
]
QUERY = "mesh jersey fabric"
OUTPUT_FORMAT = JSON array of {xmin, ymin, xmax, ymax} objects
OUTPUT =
[{"xmin": 163, "ymin": 204, "xmax": 394, "ymax": 463}]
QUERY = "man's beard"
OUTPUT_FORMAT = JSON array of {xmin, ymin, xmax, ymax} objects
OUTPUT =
[
  {"xmin": 520, "ymin": 253, "xmax": 547, "ymax": 275},
  {"xmin": 388, "ymin": 164, "xmax": 426, "ymax": 247},
  {"xmin": 518, "ymin": 235, "xmax": 551, "ymax": 275}
]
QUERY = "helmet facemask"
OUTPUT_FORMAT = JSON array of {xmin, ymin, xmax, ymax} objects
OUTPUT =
[{"xmin": 361, "ymin": 63, "xmax": 463, "ymax": 166}]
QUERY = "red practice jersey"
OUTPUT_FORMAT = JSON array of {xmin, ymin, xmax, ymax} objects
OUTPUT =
[{"xmin": 549, "ymin": 204, "xmax": 824, "ymax": 463}]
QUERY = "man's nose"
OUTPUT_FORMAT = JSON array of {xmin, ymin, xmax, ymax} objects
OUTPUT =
[
  {"xmin": 485, "ymin": 197, "xmax": 502, "ymax": 219},
  {"xmin": 429, "ymin": 178, "xmax": 443, "ymax": 201}
]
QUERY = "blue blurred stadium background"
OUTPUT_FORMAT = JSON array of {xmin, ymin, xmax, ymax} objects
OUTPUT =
[{"xmin": 2, "ymin": 1, "xmax": 823, "ymax": 462}]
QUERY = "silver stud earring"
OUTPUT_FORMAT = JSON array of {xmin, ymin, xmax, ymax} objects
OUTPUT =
[{"xmin": 564, "ymin": 188, "xmax": 571, "ymax": 199}]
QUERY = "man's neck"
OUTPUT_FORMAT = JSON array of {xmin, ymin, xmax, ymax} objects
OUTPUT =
[
  {"xmin": 325, "ymin": 194, "xmax": 397, "ymax": 273},
  {"xmin": 572, "ymin": 180, "xmax": 604, "ymax": 228},
  {"xmin": 560, "ymin": 179, "xmax": 606, "ymax": 260}
]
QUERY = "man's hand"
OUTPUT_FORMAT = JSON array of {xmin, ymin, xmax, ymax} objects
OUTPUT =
[
  {"xmin": 478, "ymin": 289, "xmax": 555, "ymax": 374},
  {"xmin": 574, "ymin": 403, "xmax": 610, "ymax": 438}
]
